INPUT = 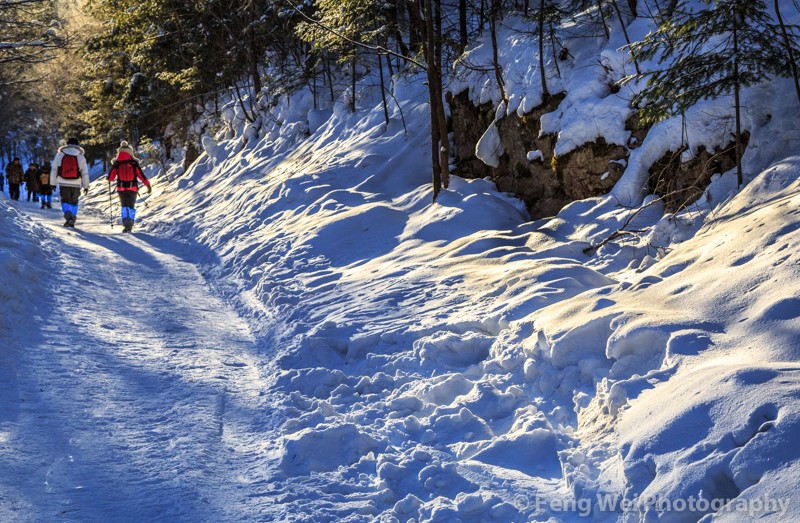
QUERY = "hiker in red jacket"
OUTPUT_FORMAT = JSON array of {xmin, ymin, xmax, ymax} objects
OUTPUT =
[{"xmin": 107, "ymin": 141, "xmax": 151, "ymax": 233}]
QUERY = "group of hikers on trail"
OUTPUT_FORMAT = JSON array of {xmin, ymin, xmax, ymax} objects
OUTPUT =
[
  {"xmin": 5, "ymin": 138, "xmax": 151, "ymax": 233},
  {"xmin": 2, "ymin": 157, "xmax": 54, "ymax": 207}
]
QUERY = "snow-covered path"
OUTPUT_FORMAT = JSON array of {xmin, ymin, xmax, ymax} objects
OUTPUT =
[{"xmin": 0, "ymin": 206, "xmax": 279, "ymax": 522}]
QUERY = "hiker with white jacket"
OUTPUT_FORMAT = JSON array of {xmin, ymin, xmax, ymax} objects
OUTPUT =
[{"xmin": 50, "ymin": 137, "xmax": 90, "ymax": 227}]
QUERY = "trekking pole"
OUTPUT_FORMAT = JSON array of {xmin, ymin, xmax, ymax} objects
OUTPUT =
[{"xmin": 107, "ymin": 179, "xmax": 114, "ymax": 229}]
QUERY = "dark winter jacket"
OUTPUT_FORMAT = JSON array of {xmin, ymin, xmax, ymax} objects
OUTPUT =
[
  {"xmin": 108, "ymin": 151, "xmax": 150, "ymax": 192},
  {"xmin": 6, "ymin": 162, "xmax": 23, "ymax": 184},
  {"xmin": 25, "ymin": 167, "xmax": 39, "ymax": 192}
]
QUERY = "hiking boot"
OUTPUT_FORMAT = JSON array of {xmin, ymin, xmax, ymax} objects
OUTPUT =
[
  {"xmin": 63, "ymin": 213, "xmax": 76, "ymax": 227},
  {"xmin": 122, "ymin": 218, "xmax": 133, "ymax": 233},
  {"xmin": 41, "ymin": 203, "xmax": 45, "ymax": 209}
]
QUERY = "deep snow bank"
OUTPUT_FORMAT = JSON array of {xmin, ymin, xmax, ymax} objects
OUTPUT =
[
  {"xmin": 85, "ymin": 62, "xmax": 800, "ymax": 521},
  {"xmin": 0, "ymin": 204, "xmax": 50, "ymax": 340},
  {"xmin": 0, "ymin": 202, "xmax": 52, "ymax": 440}
]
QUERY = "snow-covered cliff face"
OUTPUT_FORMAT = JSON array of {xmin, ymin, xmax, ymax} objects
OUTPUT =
[
  {"xmin": 448, "ymin": 90, "xmax": 749, "ymax": 218},
  {"xmin": 445, "ymin": 9, "xmax": 770, "ymax": 219}
]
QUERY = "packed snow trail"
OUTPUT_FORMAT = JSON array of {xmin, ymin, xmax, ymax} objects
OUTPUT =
[{"xmin": 0, "ymin": 205, "xmax": 280, "ymax": 522}]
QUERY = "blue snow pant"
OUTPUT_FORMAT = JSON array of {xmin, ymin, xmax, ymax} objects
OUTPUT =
[
  {"xmin": 119, "ymin": 191, "xmax": 138, "ymax": 223},
  {"xmin": 59, "ymin": 186, "xmax": 81, "ymax": 217}
]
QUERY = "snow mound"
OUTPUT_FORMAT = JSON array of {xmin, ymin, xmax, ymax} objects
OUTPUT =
[
  {"xmin": 280, "ymin": 423, "xmax": 383, "ymax": 475},
  {"xmin": 0, "ymin": 204, "xmax": 50, "ymax": 337}
]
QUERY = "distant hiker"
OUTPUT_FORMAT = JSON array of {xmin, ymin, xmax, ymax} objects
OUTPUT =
[
  {"xmin": 25, "ymin": 163, "xmax": 40, "ymax": 202},
  {"xmin": 50, "ymin": 138, "xmax": 90, "ymax": 227},
  {"xmin": 107, "ymin": 141, "xmax": 151, "ymax": 233},
  {"xmin": 38, "ymin": 162, "xmax": 53, "ymax": 209},
  {"xmin": 6, "ymin": 158, "xmax": 23, "ymax": 200}
]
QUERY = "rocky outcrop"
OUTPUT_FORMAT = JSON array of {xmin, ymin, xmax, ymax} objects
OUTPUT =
[
  {"xmin": 449, "ymin": 91, "xmax": 628, "ymax": 219},
  {"xmin": 448, "ymin": 91, "xmax": 496, "ymax": 179},
  {"xmin": 625, "ymin": 113, "xmax": 650, "ymax": 150},
  {"xmin": 647, "ymin": 133, "xmax": 750, "ymax": 212},
  {"xmin": 492, "ymin": 93, "xmax": 564, "ymax": 218},
  {"xmin": 552, "ymin": 137, "xmax": 628, "ymax": 201},
  {"xmin": 448, "ymin": 92, "xmax": 749, "ymax": 219}
]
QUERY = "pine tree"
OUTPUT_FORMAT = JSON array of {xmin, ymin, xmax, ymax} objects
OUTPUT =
[
  {"xmin": 0, "ymin": 0, "xmax": 64, "ymax": 66},
  {"xmin": 297, "ymin": 0, "xmax": 388, "ymax": 113},
  {"xmin": 529, "ymin": 0, "xmax": 568, "ymax": 99},
  {"xmin": 626, "ymin": 0, "xmax": 800, "ymax": 186}
]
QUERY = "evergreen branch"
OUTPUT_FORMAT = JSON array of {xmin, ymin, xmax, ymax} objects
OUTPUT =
[{"xmin": 282, "ymin": 0, "xmax": 427, "ymax": 70}]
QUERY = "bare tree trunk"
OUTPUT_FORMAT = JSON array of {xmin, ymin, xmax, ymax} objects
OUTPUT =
[
  {"xmin": 325, "ymin": 58, "xmax": 335, "ymax": 102},
  {"xmin": 733, "ymin": 15, "xmax": 743, "ymax": 187},
  {"xmin": 408, "ymin": 1, "xmax": 421, "ymax": 51},
  {"xmin": 232, "ymin": 80, "xmax": 256, "ymax": 123},
  {"xmin": 611, "ymin": 0, "xmax": 640, "ymax": 74},
  {"xmin": 597, "ymin": 0, "xmax": 610, "ymax": 39},
  {"xmin": 538, "ymin": 0, "xmax": 549, "ymax": 98},
  {"xmin": 248, "ymin": 0, "xmax": 262, "ymax": 96},
  {"xmin": 390, "ymin": 0, "xmax": 410, "ymax": 67},
  {"xmin": 385, "ymin": 37, "xmax": 395, "ymax": 77},
  {"xmin": 549, "ymin": 21, "xmax": 561, "ymax": 78},
  {"xmin": 434, "ymin": 0, "xmax": 450, "ymax": 188},
  {"xmin": 775, "ymin": 0, "xmax": 800, "ymax": 110},
  {"xmin": 459, "ymin": 0, "xmax": 468, "ymax": 54},
  {"xmin": 420, "ymin": 0, "xmax": 442, "ymax": 199},
  {"xmin": 490, "ymin": 0, "xmax": 508, "ymax": 101},
  {"xmin": 661, "ymin": 0, "xmax": 678, "ymax": 20},
  {"xmin": 378, "ymin": 50, "xmax": 390, "ymax": 125},
  {"xmin": 351, "ymin": 53, "xmax": 357, "ymax": 113},
  {"xmin": 164, "ymin": 130, "xmax": 173, "ymax": 162},
  {"xmin": 184, "ymin": 140, "xmax": 200, "ymax": 172},
  {"xmin": 312, "ymin": 61, "xmax": 318, "ymax": 110}
]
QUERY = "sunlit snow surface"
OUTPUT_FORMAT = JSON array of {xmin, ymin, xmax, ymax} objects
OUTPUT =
[{"xmin": 2, "ymin": 13, "xmax": 800, "ymax": 522}]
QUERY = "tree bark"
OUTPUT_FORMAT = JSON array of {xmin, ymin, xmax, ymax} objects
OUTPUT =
[
  {"xmin": 422, "ymin": 0, "xmax": 442, "ymax": 199},
  {"xmin": 611, "ymin": 0, "xmax": 640, "ymax": 74},
  {"xmin": 378, "ymin": 51, "xmax": 390, "ymax": 125},
  {"xmin": 351, "ymin": 53, "xmax": 357, "ymax": 113},
  {"xmin": 459, "ymin": 0, "xmax": 468, "ymax": 54},
  {"xmin": 407, "ymin": 1, "xmax": 421, "ymax": 52},
  {"xmin": 733, "ymin": 13, "xmax": 743, "ymax": 187},
  {"xmin": 490, "ymin": 0, "xmax": 508, "ymax": 101},
  {"xmin": 434, "ymin": 0, "xmax": 450, "ymax": 188},
  {"xmin": 248, "ymin": 0, "xmax": 262, "ymax": 96},
  {"xmin": 538, "ymin": 0, "xmax": 549, "ymax": 98},
  {"xmin": 597, "ymin": 0, "xmax": 610, "ymax": 39},
  {"xmin": 325, "ymin": 58, "xmax": 335, "ymax": 103},
  {"xmin": 775, "ymin": 0, "xmax": 800, "ymax": 110},
  {"xmin": 184, "ymin": 140, "xmax": 200, "ymax": 172}
]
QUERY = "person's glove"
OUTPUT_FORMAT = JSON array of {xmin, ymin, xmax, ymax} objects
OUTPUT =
[
  {"xmin": 83, "ymin": 188, "xmax": 88, "ymax": 195},
  {"xmin": 147, "ymin": 186, "xmax": 152, "ymax": 195}
]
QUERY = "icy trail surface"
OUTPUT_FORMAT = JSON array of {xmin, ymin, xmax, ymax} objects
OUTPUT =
[{"xmin": 0, "ymin": 208, "xmax": 278, "ymax": 522}]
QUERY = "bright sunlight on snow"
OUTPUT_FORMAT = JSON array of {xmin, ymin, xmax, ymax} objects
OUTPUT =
[{"xmin": 2, "ymin": 1, "xmax": 800, "ymax": 522}]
